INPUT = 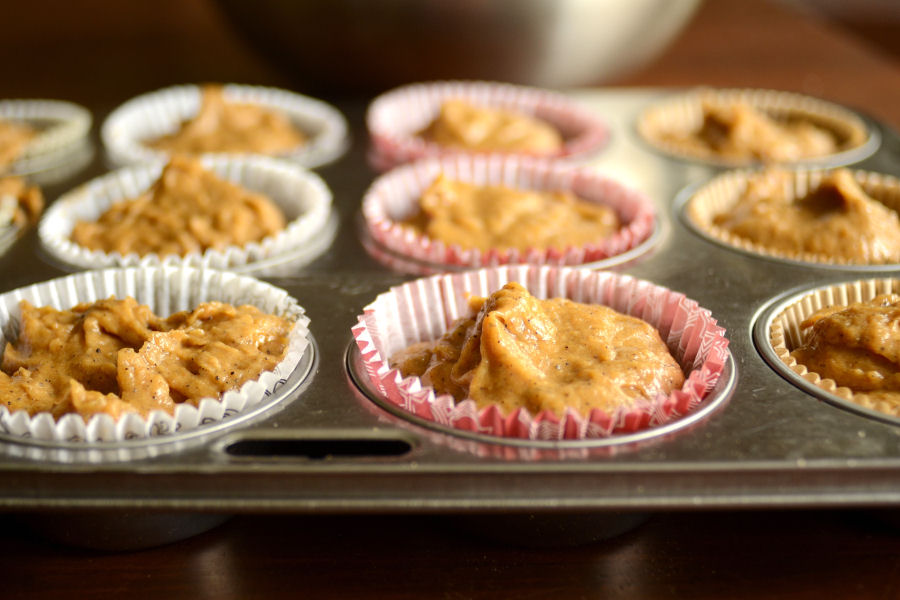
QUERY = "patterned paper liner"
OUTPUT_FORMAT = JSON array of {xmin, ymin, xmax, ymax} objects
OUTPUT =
[
  {"xmin": 362, "ymin": 155, "xmax": 657, "ymax": 269},
  {"xmin": 637, "ymin": 88, "xmax": 877, "ymax": 168},
  {"xmin": 683, "ymin": 167, "xmax": 900, "ymax": 267},
  {"xmin": 366, "ymin": 80, "xmax": 610, "ymax": 172},
  {"xmin": 39, "ymin": 154, "xmax": 333, "ymax": 272},
  {"xmin": 101, "ymin": 83, "xmax": 349, "ymax": 169},
  {"xmin": 352, "ymin": 266, "xmax": 730, "ymax": 441},
  {"xmin": 767, "ymin": 277, "xmax": 900, "ymax": 421},
  {"xmin": 1, "ymin": 99, "xmax": 92, "ymax": 176},
  {"xmin": 0, "ymin": 266, "xmax": 309, "ymax": 445}
]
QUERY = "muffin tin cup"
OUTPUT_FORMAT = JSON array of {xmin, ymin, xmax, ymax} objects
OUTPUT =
[
  {"xmin": 366, "ymin": 80, "xmax": 610, "ymax": 171},
  {"xmin": 681, "ymin": 167, "xmax": 900, "ymax": 268},
  {"xmin": 758, "ymin": 277, "xmax": 900, "ymax": 425},
  {"xmin": 0, "ymin": 99, "xmax": 93, "ymax": 177},
  {"xmin": 101, "ymin": 83, "xmax": 349, "ymax": 169},
  {"xmin": 361, "ymin": 155, "xmax": 657, "ymax": 270},
  {"xmin": 0, "ymin": 266, "xmax": 311, "ymax": 452},
  {"xmin": 38, "ymin": 154, "xmax": 333, "ymax": 272},
  {"xmin": 352, "ymin": 265, "xmax": 730, "ymax": 442},
  {"xmin": 636, "ymin": 87, "xmax": 878, "ymax": 168}
]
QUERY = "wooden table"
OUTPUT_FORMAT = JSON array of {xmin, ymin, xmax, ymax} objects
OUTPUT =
[{"xmin": 4, "ymin": 1, "xmax": 900, "ymax": 598}]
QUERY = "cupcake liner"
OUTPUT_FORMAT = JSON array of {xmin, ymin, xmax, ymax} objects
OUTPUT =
[
  {"xmin": 1, "ymin": 99, "xmax": 93, "ymax": 176},
  {"xmin": 767, "ymin": 277, "xmax": 900, "ymax": 421},
  {"xmin": 683, "ymin": 167, "xmax": 900, "ymax": 267},
  {"xmin": 366, "ymin": 80, "xmax": 610, "ymax": 171},
  {"xmin": 362, "ymin": 155, "xmax": 657, "ymax": 270},
  {"xmin": 0, "ymin": 266, "xmax": 310, "ymax": 446},
  {"xmin": 637, "ymin": 88, "xmax": 877, "ymax": 168},
  {"xmin": 39, "ymin": 154, "xmax": 333, "ymax": 272},
  {"xmin": 352, "ymin": 265, "xmax": 730, "ymax": 441},
  {"xmin": 101, "ymin": 84, "xmax": 349, "ymax": 169}
]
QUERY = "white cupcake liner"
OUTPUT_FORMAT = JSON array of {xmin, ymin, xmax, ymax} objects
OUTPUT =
[
  {"xmin": 637, "ymin": 88, "xmax": 877, "ymax": 168},
  {"xmin": 101, "ymin": 84, "xmax": 349, "ymax": 169},
  {"xmin": 0, "ymin": 266, "xmax": 309, "ymax": 445},
  {"xmin": 352, "ymin": 266, "xmax": 730, "ymax": 441},
  {"xmin": 366, "ymin": 80, "xmax": 610, "ymax": 171},
  {"xmin": 1, "ymin": 99, "xmax": 92, "ymax": 176},
  {"xmin": 684, "ymin": 167, "xmax": 900, "ymax": 267},
  {"xmin": 362, "ymin": 155, "xmax": 656, "ymax": 269},
  {"xmin": 767, "ymin": 278, "xmax": 900, "ymax": 421},
  {"xmin": 39, "ymin": 154, "xmax": 333, "ymax": 272}
]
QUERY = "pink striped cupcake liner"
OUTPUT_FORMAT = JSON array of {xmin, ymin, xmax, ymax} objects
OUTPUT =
[
  {"xmin": 366, "ymin": 80, "xmax": 610, "ymax": 171},
  {"xmin": 362, "ymin": 155, "xmax": 657, "ymax": 270},
  {"xmin": 352, "ymin": 265, "xmax": 730, "ymax": 441}
]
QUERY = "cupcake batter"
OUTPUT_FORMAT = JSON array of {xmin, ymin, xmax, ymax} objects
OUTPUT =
[
  {"xmin": 402, "ymin": 174, "xmax": 620, "ymax": 252},
  {"xmin": 0, "ymin": 176, "xmax": 43, "ymax": 228},
  {"xmin": 712, "ymin": 169, "xmax": 900, "ymax": 263},
  {"xmin": 70, "ymin": 156, "xmax": 286, "ymax": 257},
  {"xmin": 0, "ymin": 296, "xmax": 293, "ymax": 420},
  {"xmin": 672, "ymin": 101, "xmax": 838, "ymax": 162},
  {"xmin": 791, "ymin": 294, "xmax": 900, "ymax": 404},
  {"xmin": 0, "ymin": 118, "xmax": 36, "ymax": 168},
  {"xmin": 389, "ymin": 282, "xmax": 684, "ymax": 416},
  {"xmin": 147, "ymin": 85, "xmax": 306, "ymax": 155},
  {"xmin": 419, "ymin": 99, "xmax": 563, "ymax": 154}
]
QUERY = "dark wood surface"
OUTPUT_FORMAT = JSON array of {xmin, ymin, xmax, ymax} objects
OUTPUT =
[{"xmin": 4, "ymin": 0, "xmax": 900, "ymax": 598}]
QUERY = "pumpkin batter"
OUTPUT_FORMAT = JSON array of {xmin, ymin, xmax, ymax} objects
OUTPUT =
[
  {"xmin": 671, "ymin": 101, "xmax": 838, "ymax": 162},
  {"xmin": 402, "ymin": 174, "xmax": 620, "ymax": 252},
  {"xmin": 70, "ymin": 156, "xmax": 286, "ymax": 257},
  {"xmin": 0, "ymin": 296, "xmax": 293, "ymax": 420},
  {"xmin": 0, "ymin": 176, "xmax": 43, "ymax": 228},
  {"xmin": 147, "ymin": 85, "xmax": 306, "ymax": 155},
  {"xmin": 791, "ymin": 294, "xmax": 900, "ymax": 405},
  {"xmin": 389, "ymin": 282, "xmax": 684, "ymax": 416},
  {"xmin": 418, "ymin": 99, "xmax": 563, "ymax": 154},
  {"xmin": 712, "ymin": 169, "xmax": 900, "ymax": 263},
  {"xmin": 0, "ymin": 118, "xmax": 36, "ymax": 169}
]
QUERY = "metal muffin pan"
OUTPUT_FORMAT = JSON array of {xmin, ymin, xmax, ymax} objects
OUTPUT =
[{"xmin": 1, "ymin": 89, "xmax": 900, "ymax": 515}]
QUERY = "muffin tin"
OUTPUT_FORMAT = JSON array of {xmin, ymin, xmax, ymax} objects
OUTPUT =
[{"xmin": 1, "ymin": 89, "xmax": 900, "ymax": 517}]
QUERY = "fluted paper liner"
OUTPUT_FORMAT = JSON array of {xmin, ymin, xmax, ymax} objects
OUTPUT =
[
  {"xmin": 352, "ymin": 266, "xmax": 729, "ymax": 440},
  {"xmin": 685, "ymin": 168, "xmax": 900, "ymax": 266},
  {"xmin": 366, "ymin": 80, "xmax": 610, "ymax": 172},
  {"xmin": 0, "ymin": 267, "xmax": 309, "ymax": 444},
  {"xmin": 1, "ymin": 99, "xmax": 92, "ymax": 176},
  {"xmin": 101, "ymin": 83, "xmax": 349, "ymax": 168},
  {"xmin": 363, "ymin": 155, "xmax": 656, "ymax": 270},
  {"xmin": 39, "ymin": 155, "xmax": 333, "ymax": 272},
  {"xmin": 637, "ymin": 88, "xmax": 875, "ymax": 168}
]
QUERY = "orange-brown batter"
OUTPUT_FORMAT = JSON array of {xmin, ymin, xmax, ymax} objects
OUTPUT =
[
  {"xmin": 0, "ymin": 296, "xmax": 293, "ymax": 420},
  {"xmin": 402, "ymin": 174, "xmax": 620, "ymax": 252},
  {"xmin": 390, "ymin": 282, "xmax": 684, "ymax": 416},
  {"xmin": 418, "ymin": 100, "xmax": 563, "ymax": 154},
  {"xmin": 147, "ymin": 85, "xmax": 306, "ymax": 155},
  {"xmin": 70, "ymin": 156, "xmax": 286, "ymax": 257},
  {"xmin": 0, "ymin": 118, "xmax": 36, "ymax": 168},
  {"xmin": 672, "ymin": 101, "xmax": 838, "ymax": 162},
  {"xmin": 712, "ymin": 169, "xmax": 900, "ymax": 263},
  {"xmin": 0, "ymin": 176, "xmax": 43, "ymax": 228},
  {"xmin": 791, "ymin": 294, "xmax": 900, "ymax": 404}
]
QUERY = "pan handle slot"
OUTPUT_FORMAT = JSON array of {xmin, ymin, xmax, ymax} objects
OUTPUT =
[{"xmin": 224, "ymin": 437, "xmax": 413, "ymax": 459}]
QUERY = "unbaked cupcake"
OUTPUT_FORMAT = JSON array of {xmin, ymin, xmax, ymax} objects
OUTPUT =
[
  {"xmin": 102, "ymin": 83, "xmax": 348, "ymax": 168},
  {"xmin": 362, "ymin": 155, "xmax": 656, "ymax": 271},
  {"xmin": 0, "ymin": 99, "xmax": 92, "ymax": 178},
  {"xmin": 684, "ymin": 167, "xmax": 900, "ymax": 267},
  {"xmin": 39, "ymin": 154, "xmax": 332, "ymax": 272},
  {"xmin": 367, "ymin": 81, "xmax": 609, "ymax": 171},
  {"xmin": 0, "ymin": 266, "xmax": 309, "ymax": 450},
  {"xmin": 637, "ymin": 88, "xmax": 876, "ymax": 168},
  {"xmin": 353, "ymin": 265, "xmax": 730, "ymax": 441}
]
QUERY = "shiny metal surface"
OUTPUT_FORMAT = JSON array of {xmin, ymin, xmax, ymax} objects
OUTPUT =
[
  {"xmin": 1, "ymin": 89, "xmax": 900, "ymax": 513},
  {"xmin": 214, "ymin": 0, "xmax": 702, "ymax": 92}
]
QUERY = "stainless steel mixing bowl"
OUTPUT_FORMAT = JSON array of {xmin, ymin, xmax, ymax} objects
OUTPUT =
[{"xmin": 215, "ymin": 0, "xmax": 702, "ymax": 92}]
